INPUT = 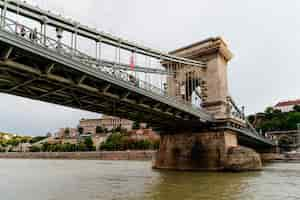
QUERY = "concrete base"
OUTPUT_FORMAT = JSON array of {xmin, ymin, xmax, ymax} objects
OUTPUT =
[
  {"xmin": 153, "ymin": 130, "xmax": 263, "ymax": 171},
  {"xmin": 153, "ymin": 130, "xmax": 238, "ymax": 171}
]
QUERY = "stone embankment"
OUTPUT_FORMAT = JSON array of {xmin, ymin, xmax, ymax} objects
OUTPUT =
[
  {"xmin": 260, "ymin": 153, "xmax": 300, "ymax": 162},
  {"xmin": 260, "ymin": 153, "xmax": 285, "ymax": 162},
  {"xmin": 0, "ymin": 150, "xmax": 295, "ymax": 165},
  {"xmin": 0, "ymin": 151, "xmax": 156, "ymax": 161}
]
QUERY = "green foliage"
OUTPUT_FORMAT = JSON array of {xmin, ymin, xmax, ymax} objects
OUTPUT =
[
  {"xmin": 30, "ymin": 145, "xmax": 41, "ymax": 152},
  {"xmin": 0, "ymin": 135, "xmax": 33, "ymax": 148},
  {"xmin": 96, "ymin": 126, "xmax": 104, "ymax": 134},
  {"xmin": 78, "ymin": 143, "xmax": 87, "ymax": 151},
  {"xmin": 247, "ymin": 115, "xmax": 255, "ymax": 124},
  {"xmin": 265, "ymin": 107, "xmax": 274, "ymax": 114},
  {"xmin": 100, "ymin": 133, "xmax": 160, "ymax": 151},
  {"xmin": 0, "ymin": 141, "xmax": 7, "ymax": 147},
  {"xmin": 120, "ymin": 128, "xmax": 128, "ymax": 134},
  {"xmin": 132, "ymin": 121, "xmax": 140, "ymax": 130},
  {"xmin": 0, "ymin": 144, "xmax": 5, "ymax": 152},
  {"xmin": 30, "ymin": 136, "xmax": 47, "ymax": 144},
  {"xmin": 114, "ymin": 125, "xmax": 122, "ymax": 133},
  {"xmin": 294, "ymin": 105, "xmax": 300, "ymax": 112},
  {"xmin": 78, "ymin": 126, "xmax": 84, "ymax": 135},
  {"xmin": 84, "ymin": 137, "xmax": 95, "ymax": 151},
  {"xmin": 20, "ymin": 137, "xmax": 31, "ymax": 143},
  {"xmin": 255, "ymin": 108, "xmax": 300, "ymax": 132},
  {"xmin": 35, "ymin": 140, "xmax": 96, "ymax": 153},
  {"xmin": 6, "ymin": 138, "xmax": 20, "ymax": 146}
]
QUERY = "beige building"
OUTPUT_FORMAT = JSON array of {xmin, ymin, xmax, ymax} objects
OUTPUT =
[
  {"xmin": 12, "ymin": 143, "xmax": 32, "ymax": 152},
  {"xmin": 79, "ymin": 115, "xmax": 134, "ymax": 135},
  {"xmin": 56, "ymin": 128, "xmax": 79, "ymax": 139},
  {"xmin": 274, "ymin": 99, "xmax": 300, "ymax": 113},
  {"xmin": 128, "ymin": 129, "xmax": 160, "ymax": 142}
]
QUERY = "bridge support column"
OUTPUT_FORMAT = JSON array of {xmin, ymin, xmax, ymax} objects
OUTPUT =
[
  {"xmin": 169, "ymin": 37, "xmax": 233, "ymax": 119},
  {"xmin": 153, "ymin": 130, "xmax": 262, "ymax": 171}
]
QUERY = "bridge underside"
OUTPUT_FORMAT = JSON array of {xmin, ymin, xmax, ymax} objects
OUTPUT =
[
  {"xmin": 0, "ymin": 29, "xmax": 275, "ymax": 150},
  {"xmin": 0, "ymin": 30, "xmax": 214, "ymax": 131}
]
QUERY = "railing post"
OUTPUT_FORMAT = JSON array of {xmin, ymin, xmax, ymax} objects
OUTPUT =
[
  {"xmin": 97, "ymin": 35, "xmax": 102, "ymax": 66},
  {"xmin": 118, "ymin": 39, "xmax": 121, "ymax": 65},
  {"xmin": 95, "ymin": 40, "xmax": 98, "ymax": 61},
  {"xmin": 73, "ymin": 22, "xmax": 79, "ymax": 55},
  {"xmin": 41, "ymin": 16, "xmax": 48, "ymax": 46},
  {"xmin": 1, "ymin": 0, "xmax": 8, "ymax": 28},
  {"xmin": 0, "ymin": 7, "xmax": 3, "ymax": 29}
]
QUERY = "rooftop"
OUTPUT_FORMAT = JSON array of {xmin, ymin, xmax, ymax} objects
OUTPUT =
[{"xmin": 275, "ymin": 99, "xmax": 300, "ymax": 107}]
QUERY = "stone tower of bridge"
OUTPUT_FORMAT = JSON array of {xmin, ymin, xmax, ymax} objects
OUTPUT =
[
  {"xmin": 167, "ymin": 37, "xmax": 233, "ymax": 119},
  {"xmin": 154, "ymin": 37, "xmax": 263, "ymax": 171}
]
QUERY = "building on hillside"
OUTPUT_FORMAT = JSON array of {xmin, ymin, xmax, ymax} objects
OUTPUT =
[
  {"xmin": 266, "ymin": 130, "xmax": 300, "ymax": 151},
  {"xmin": 56, "ymin": 128, "xmax": 79, "ymax": 139},
  {"xmin": 32, "ymin": 137, "xmax": 79, "ymax": 147},
  {"xmin": 274, "ymin": 99, "xmax": 300, "ymax": 112},
  {"xmin": 79, "ymin": 115, "xmax": 134, "ymax": 135},
  {"xmin": 128, "ymin": 129, "xmax": 160, "ymax": 142},
  {"xmin": 46, "ymin": 132, "xmax": 52, "ymax": 138},
  {"xmin": 12, "ymin": 143, "xmax": 32, "ymax": 152}
]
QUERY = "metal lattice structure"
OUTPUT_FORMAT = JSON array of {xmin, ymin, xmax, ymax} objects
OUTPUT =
[{"xmin": 0, "ymin": 0, "xmax": 274, "ymax": 146}]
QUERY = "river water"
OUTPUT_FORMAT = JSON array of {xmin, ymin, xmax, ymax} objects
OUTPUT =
[{"xmin": 0, "ymin": 159, "xmax": 300, "ymax": 200}]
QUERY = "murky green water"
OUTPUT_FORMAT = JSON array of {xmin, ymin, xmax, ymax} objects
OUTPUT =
[{"xmin": 0, "ymin": 159, "xmax": 299, "ymax": 200}]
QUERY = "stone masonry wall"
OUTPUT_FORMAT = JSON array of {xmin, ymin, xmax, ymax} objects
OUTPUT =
[{"xmin": 154, "ymin": 131, "xmax": 238, "ymax": 171}]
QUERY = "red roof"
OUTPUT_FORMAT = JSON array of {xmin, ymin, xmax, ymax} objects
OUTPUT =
[{"xmin": 275, "ymin": 99, "xmax": 300, "ymax": 107}]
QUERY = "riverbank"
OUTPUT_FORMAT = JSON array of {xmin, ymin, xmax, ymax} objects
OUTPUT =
[
  {"xmin": 0, "ymin": 151, "xmax": 156, "ymax": 161},
  {"xmin": 1, "ymin": 151, "xmax": 299, "ymax": 163},
  {"xmin": 261, "ymin": 153, "xmax": 300, "ymax": 163}
]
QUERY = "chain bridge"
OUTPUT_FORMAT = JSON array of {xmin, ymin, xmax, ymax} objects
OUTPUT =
[{"xmin": 0, "ymin": 0, "xmax": 275, "ymax": 170}]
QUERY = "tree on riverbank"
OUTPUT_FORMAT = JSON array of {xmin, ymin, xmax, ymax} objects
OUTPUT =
[
  {"xmin": 248, "ymin": 106, "xmax": 300, "ymax": 132},
  {"xmin": 0, "ymin": 134, "xmax": 33, "ymax": 149},
  {"xmin": 32, "ymin": 137, "xmax": 96, "ymax": 152},
  {"xmin": 100, "ymin": 133, "xmax": 159, "ymax": 151},
  {"xmin": 84, "ymin": 137, "xmax": 94, "ymax": 151}
]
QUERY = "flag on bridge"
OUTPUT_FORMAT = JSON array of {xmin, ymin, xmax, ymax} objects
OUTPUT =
[{"xmin": 130, "ymin": 53, "xmax": 135, "ymax": 70}]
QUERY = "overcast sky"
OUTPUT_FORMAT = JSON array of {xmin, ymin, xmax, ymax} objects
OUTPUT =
[{"xmin": 0, "ymin": 0, "xmax": 299, "ymax": 136}]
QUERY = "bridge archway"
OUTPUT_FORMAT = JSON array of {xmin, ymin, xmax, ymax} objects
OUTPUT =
[
  {"xmin": 278, "ymin": 135, "xmax": 295, "ymax": 152},
  {"xmin": 278, "ymin": 135, "xmax": 294, "ymax": 145},
  {"xmin": 185, "ymin": 75, "xmax": 203, "ymax": 108}
]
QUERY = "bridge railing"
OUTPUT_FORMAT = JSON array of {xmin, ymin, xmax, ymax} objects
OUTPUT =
[
  {"xmin": 0, "ymin": 16, "xmax": 207, "ymax": 116},
  {"xmin": 227, "ymin": 96, "xmax": 265, "ymax": 138},
  {"xmin": 226, "ymin": 96, "xmax": 245, "ymax": 121}
]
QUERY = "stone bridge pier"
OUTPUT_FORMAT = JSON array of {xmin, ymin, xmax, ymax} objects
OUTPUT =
[{"xmin": 154, "ymin": 38, "xmax": 263, "ymax": 171}]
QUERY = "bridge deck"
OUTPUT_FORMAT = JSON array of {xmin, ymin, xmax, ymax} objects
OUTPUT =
[
  {"xmin": 0, "ymin": 28, "xmax": 213, "ymax": 129},
  {"xmin": 0, "ymin": 4, "xmax": 275, "ymax": 146}
]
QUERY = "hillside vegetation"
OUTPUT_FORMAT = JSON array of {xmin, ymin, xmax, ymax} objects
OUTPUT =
[{"xmin": 248, "ymin": 105, "xmax": 300, "ymax": 132}]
